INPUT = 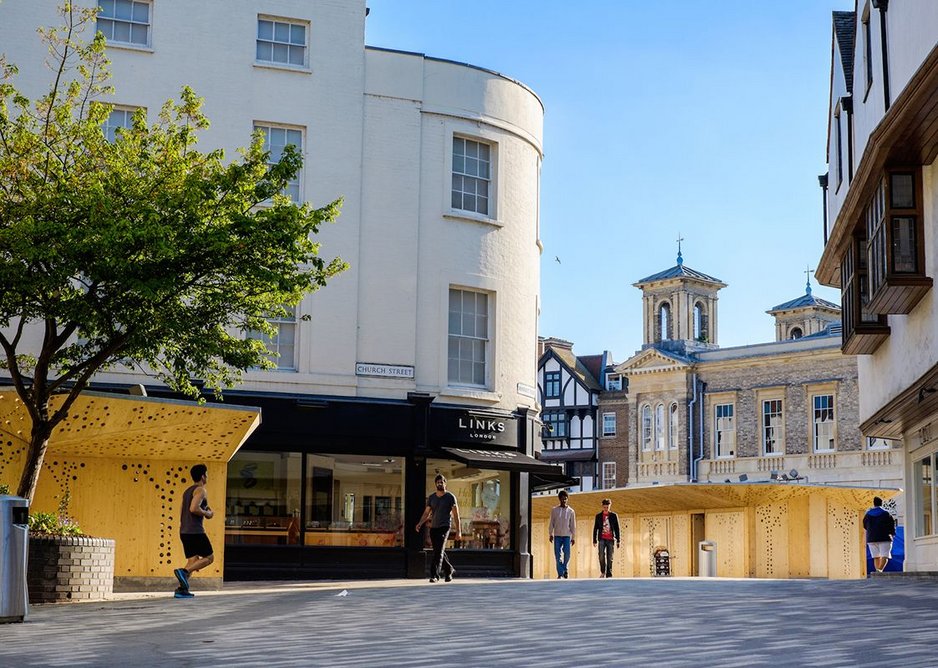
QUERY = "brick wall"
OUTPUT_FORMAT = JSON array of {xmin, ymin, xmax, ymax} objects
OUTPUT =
[
  {"xmin": 28, "ymin": 535, "xmax": 115, "ymax": 603},
  {"xmin": 597, "ymin": 392, "xmax": 630, "ymax": 488},
  {"xmin": 700, "ymin": 352, "xmax": 859, "ymax": 458}
]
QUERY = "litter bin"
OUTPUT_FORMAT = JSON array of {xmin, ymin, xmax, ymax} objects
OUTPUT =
[
  {"xmin": 0, "ymin": 495, "xmax": 29, "ymax": 623},
  {"xmin": 698, "ymin": 540, "xmax": 717, "ymax": 577}
]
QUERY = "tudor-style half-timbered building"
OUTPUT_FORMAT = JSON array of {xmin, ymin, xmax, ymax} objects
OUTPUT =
[{"xmin": 537, "ymin": 338, "xmax": 607, "ymax": 491}]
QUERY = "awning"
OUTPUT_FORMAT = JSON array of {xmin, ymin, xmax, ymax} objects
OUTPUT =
[
  {"xmin": 538, "ymin": 448, "xmax": 596, "ymax": 463},
  {"xmin": 441, "ymin": 447, "xmax": 566, "ymax": 474},
  {"xmin": 530, "ymin": 472, "xmax": 581, "ymax": 493}
]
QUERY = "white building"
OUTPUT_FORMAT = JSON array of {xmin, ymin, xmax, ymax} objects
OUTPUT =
[
  {"xmin": 816, "ymin": 2, "xmax": 938, "ymax": 573},
  {"xmin": 0, "ymin": 0, "xmax": 552, "ymax": 580}
]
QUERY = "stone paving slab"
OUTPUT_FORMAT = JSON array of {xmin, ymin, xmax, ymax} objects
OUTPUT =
[{"xmin": 2, "ymin": 577, "xmax": 937, "ymax": 667}]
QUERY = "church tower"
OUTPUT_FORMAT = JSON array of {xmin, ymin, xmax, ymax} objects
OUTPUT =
[
  {"xmin": 766, "ymin": 275, "xmax": 841, "ymax": 341},
  {"xmin": 633, "ymin": 248, "xmax": 726, "ymax": 354}
]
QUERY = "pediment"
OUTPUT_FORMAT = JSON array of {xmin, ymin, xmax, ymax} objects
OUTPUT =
[{"xmin": 614, "ymin": 348, "xmax": 691, "ymax": 376}]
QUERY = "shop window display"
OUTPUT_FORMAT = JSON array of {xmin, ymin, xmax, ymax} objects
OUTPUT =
[
  {"xmin": 424, "ymin": 459, "xmax": 511, "ymax": 550},
  {"xmin": 304, "ymin": 454, "xmax": 404, "ymax": 547},
  {"xmin": 225, "ymin": 451, "xmax": 302, "ymax": 545},
  {"xmin": 225, "ymin": 452, "xmax": 404, "ymax": 548}
]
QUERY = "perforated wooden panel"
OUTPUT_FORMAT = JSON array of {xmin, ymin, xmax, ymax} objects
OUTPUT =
[
  {"xmin": 755, "ymin": 503, "xmax": 789, "ymax": 577},
  {"xmin": 0, "ymin": 389, "xmax": 260, "ymax": 582}
]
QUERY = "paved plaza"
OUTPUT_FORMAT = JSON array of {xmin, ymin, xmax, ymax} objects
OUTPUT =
[{"xmin": 2, "ymin": 576, "xmax": 937, "ymax": 667}]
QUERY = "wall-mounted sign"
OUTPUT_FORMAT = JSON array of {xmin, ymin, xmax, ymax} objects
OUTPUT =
[
  {"xmin": 355, "ymin": 363, "xmax": 415, "ymax": 379},
  {"xmin": 516, "ymin": 382, "xmax": 536, "ymax": 399},
  {"xmin": 430, "ymin": 407, "xmax": 518, "ymax": 449}
]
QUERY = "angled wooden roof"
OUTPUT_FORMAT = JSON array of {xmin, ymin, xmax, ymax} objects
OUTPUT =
[{"xmin": 0, "ymin": 388, "xmax": 260, "ymax": 462}]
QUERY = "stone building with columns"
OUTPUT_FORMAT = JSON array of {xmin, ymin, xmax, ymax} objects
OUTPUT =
[{"xmin": 599, "ymin": 251, "xmax": 903, "ymax": 527}]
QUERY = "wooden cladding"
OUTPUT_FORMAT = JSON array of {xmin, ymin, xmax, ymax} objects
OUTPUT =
[{"xmin": 866, "ymin": 167, "xmax": 932, "ymax": 314}]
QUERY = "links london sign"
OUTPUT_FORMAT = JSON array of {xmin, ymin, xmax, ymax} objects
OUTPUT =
[
  {"xmin": 430, "ymin": 408, "xmax": 518, "ymax": 448},
  {"xmin": 355, "ymin": 362, "xmax": 415, "ymax": 379},
  {"xmin": 457, "ymin": 415, "xmax": 506, "ymax": 441}
]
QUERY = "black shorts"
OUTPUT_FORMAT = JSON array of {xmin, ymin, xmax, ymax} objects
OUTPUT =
[{"xmin": 180, "ymin": 533, "xmax": 213, "ymax": 559}]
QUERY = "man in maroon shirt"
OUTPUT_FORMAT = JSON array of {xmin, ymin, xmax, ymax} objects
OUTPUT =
[{"xmin": 592, "ymin": 499, "xmax": 620, "ymax": 578}]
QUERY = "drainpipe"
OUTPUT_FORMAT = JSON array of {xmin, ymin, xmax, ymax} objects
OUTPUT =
[
  {"xmin": 688, "ymin": 373, "xmax": 698, "ymax": 481},
  {"xmin": 699, "ymin": 381, "xmax": 706, "ymax": 481}
]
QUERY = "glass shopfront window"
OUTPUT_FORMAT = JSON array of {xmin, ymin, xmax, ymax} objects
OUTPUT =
[
  {"xmin": 304, "ymin": 454, "xmax": 404, "ymax": 548},
  {"xmin": 424, "ymin": 458, "xmax": 511, "ymax": 550},
  {"xmin": 225, "ymin": 451, "xmax": 404, "ymax": 548},
  {"xmin": 914, "ymin": 454, "xmax": 935, "ymax": 538},
  {"xmin": 225, "ymin": 451, "xmax": 302, "ymax": 545}
]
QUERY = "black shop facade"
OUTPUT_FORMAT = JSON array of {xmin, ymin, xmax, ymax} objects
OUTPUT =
[{"xmin": 214, "ymin": 390, "xmax": 570, "ymax": 580}]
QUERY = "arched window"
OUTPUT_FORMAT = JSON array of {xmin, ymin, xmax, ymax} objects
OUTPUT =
[
  {"xmin": 669, "ymin": 402, "xmax": 679, "ymax": 449},
  {"xmin": 790, "ymin": 327, "xmax": 803, "ymax": 340},
  {"xmin": 641, "ymin": 405, "xmax": 653, "ymax": 451},
  {"xmin": 655, "ymin": 403, "xmax": 666, "ymax": 450},
  {"xmin": 659, "ymin": 302, "xmax": 671, "ymax": 341},
  {"xmin": 694, "ymin": 301, "xmax": 708, "ymax": 342}
]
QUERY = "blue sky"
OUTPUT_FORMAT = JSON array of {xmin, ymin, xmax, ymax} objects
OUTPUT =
[{"xmin": 365, "ymin": 1, "xmax": 846, "ymax": 363}]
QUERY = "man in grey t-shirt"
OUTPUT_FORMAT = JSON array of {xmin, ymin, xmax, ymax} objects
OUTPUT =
[{"xmin": 416, "ymin": 474, "xmax": 461, "ymax": 582}]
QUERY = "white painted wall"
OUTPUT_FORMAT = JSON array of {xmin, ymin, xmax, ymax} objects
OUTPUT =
[
  {"xmin": 829, "ymin": 2, "xmax": 938, "ymax": 228},
  {"xmin": 0, "ymin": 0, "xmax": 544, "ymax": 412},
  {"xmin": 858, "ymin": 148, "xmax": 937, "ymax": 422}
]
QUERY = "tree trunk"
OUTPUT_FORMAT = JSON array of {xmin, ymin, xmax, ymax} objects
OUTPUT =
[{"xmin": 17, "ymin": 425, "xmax": 52, "ymax": 504}]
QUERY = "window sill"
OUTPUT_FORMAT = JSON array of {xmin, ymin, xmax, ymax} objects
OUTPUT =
[
  {"xmin": 253, "ymin": 62, "xmax": 313, "ymax": 75},
  {"xmin": 106, "ymin": 43, "xmax": 154, "ymax": 54},
  {"xmin": 443, "ymin": 211, "xmax": 503, "ymax": 228},
  {"xmin": 440, "ymin": 386, "xmax": 501, "ymax": 403}
]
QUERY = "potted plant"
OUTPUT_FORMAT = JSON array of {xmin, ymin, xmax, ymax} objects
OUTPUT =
[{"xmin": 26, "ymin": 491, "xmax": 115, "ymax": 603}]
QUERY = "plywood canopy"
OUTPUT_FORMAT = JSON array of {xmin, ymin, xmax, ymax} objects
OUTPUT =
[
  {"xmin": 0, "ymin": 388, "xmax": 260, "ymax": 462},
  {"xmin": 532, "ymin": 482, "xmax": 901, "ymax": 520}
]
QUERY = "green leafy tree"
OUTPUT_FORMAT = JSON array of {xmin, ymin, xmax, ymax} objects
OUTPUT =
[{"xmin": 0, "ymin": 5, "xmax": 347, "ymax": 502}]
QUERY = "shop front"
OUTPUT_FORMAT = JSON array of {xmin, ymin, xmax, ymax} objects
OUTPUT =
[{"xmin": 220, "ymin": 391, "xmax": 566, "ymax": 580}]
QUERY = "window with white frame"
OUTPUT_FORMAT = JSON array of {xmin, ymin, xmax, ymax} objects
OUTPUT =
[
  {"xmin": 602, "ymin": 462, "xmax": 616, "ymax": 489},
  {"xmin": 256, "ymin": 17, "xmax": 307, "ymax": 67},
  {"xmin": 914, "ymin": 453, "xmax": 935, "ymax": 538},
  {"xmin": 249, "ymin": 306, "xmax": 297, "ymax": 370},
  {"xmin": 448, "ymin": 288, "xmax": 488, "ymax": 386},
  {"xmin": 544, "ymin": 371, "xmax": 561, "ymax": 399},
  {"xmin": 602, "ymin": 412, "xmax": 616, "ymax": 437},
  {"xmin": 714, "ymin": 404, "xmax": 735, "ymax": 458},
  {"xmin": 255, "ymin": 124, "xmax": 303, "ymax": 202},
  {"xmin": 606, "ymin": 375, "xmax": 622, "ymax": 391},
  {"xmin": 451, "ymin": 137, "xmax": 491, "ymax": 216},
  {"xmin": 762, "ymin": 399, "xmax": 784, "ymax": 455},
  {"xmin": 867, "ymin": 437, "xmax": 892, "ymax": 450},
  {"xmin": 812, "ymin": 394, "xmax": 835, "ymax": 451},
  {"xmin": 103, "ymin": 107, "xmax": 137, "ymax": 143},
  {"xmin": 669, "ymin": 402, "xmax": 678, "ymax": 449},
  {"xmin": 542, "ymin": 411, "xmax": 567, "ymax": 439},
  {"xmin": 655, "ymin": 403, "xmax": 665, "ymax": 450},
  {"xmin": 641, "ymin": 405, "xmax": 652, "ymax": 451},
  {"xmin": 97, "ymin": 0, "xmax": 151, "ymax": 47}
]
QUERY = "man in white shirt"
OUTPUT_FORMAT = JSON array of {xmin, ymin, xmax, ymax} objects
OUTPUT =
[{"xmin": 548, "ymin": 490, "xmax": 576, "ymax": 579}]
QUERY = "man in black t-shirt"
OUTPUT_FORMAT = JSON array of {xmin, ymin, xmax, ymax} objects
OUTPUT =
[{"xmin": 416, "ymin": 474, "xmax": 461, "ymax": 582}]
